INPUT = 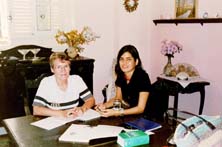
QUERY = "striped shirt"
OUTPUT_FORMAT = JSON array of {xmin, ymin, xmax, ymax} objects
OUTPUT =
[{"xmin": 32, "ymin": 75, "xmax": 92, "ymax": 110}]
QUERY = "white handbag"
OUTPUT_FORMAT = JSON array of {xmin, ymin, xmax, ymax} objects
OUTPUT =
[{"xmin": 166, "ymin": 108, "xmax": 222, "ymax": 147}]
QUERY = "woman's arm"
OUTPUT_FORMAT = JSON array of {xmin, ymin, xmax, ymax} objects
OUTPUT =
[
  {"xmin": 81, "ymin": 96, "xmax": 95, "ymax": 112},
  {"xmin": 33, "ymin": 96, "xmax": 95, "ymax": 117},
  {"xmin": 122, "ymin": 92, "xmax": 149, "ymax": 115},
  {"xmin": 100, "ymin": 91, "xmax": 149, "ymax": 117},
  {"xmin": 33, "ymin": 106, "xmax": 71, "ymax": 117}
]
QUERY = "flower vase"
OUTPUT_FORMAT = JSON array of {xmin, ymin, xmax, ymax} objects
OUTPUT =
[
  {"xmin": 163, "ymin": 55, "xmax": 173, "ymax": 76},
  {"xmin": 67, "ymin": 46, "xmax": 79, "ymax": 59}
]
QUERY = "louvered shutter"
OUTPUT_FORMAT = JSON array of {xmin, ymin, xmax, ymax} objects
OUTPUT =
[
  {"xmin": 8, "ymin": 0, "xmax": 34, "ymax": 37},
  {"xmin": 8, "ymin": 0, "xmax": 62, "ymax": 39},
  {"xmin": 0, "ymin": 0, "xmax": 72, "ymax": 47}
]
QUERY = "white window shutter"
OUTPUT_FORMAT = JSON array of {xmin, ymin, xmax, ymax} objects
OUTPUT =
[
  {"xmin": 51, "ymin": 0, "xmax": 62, "ymax": 31},
  {"xmin": 9, "ymin": 0, "xmax": 34, "ymax": 37},
  {"xmin": 8, "ymin": 0, "xmax": 63, "ymax": 36},
  {"xmin": 1, "ymin": 0, "xmax": 71, "ymax": 46}
]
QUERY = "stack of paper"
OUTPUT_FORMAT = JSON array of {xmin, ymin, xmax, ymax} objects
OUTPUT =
[
  {"xmin": 31, "ymin": 109, "xmax": 101, "ymax": 130},
  {"xmin": 59, "ymin": 124, "xmax": 125, "ymax": 143}
]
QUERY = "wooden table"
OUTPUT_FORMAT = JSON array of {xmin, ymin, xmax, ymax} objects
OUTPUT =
[
  {"xmin": 157, "ymin": 76, "xmax": 210, "ymax": 119},
  {"xmin": 2, "ymin": 115, "xmax": 173, "ymax": 147}
]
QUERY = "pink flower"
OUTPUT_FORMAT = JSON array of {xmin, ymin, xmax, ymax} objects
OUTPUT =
[{"xmin": 161, "ymin": 40, "xmax": 182, "ymax": 57}]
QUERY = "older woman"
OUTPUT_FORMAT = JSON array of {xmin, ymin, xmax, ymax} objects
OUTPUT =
[{"xmin": 32, "ymin": 52, "xmax": 95, "ymax": 118}]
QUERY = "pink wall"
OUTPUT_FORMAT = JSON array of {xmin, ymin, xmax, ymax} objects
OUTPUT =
[
  {"xmin": 73, "ymin": 0, "xmax": 152, "ymax": 103},
  {"xmin": 150, "ymin": 1, "xmax": 222, "ymax": 115},
  {"xmin": 1, "ymin": 0, "xmax": 221, "ymax": 115}
]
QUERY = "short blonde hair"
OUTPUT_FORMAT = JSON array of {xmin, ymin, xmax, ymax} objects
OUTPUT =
[{"xmin": 49, "ymin": 52, "xmax": 70, "ymax": 68}]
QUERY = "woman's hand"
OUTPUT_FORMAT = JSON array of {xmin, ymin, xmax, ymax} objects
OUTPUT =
[
  {"xmin": 98, "ymin": 108, "xmax": 120, "ymax": 117},
  {"xmin": 95, "ymin": 103, "xmax": 106, "ymax": 112},
  {"xmin": 64, "ymin": 107, "xmax": 84, "ymax": 118}
]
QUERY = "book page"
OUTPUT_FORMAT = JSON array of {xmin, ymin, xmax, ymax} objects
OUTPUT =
[
  {"xmin": 31, "ymin": 109, "xmax": 101, "ymax": 130},
  {"xmin": 31, "ymin": 116, "xmax": 73, "ymax": 130},
  {"xmin": 77, "ymin": 109, "xmax": 101, "ymax": 121}
]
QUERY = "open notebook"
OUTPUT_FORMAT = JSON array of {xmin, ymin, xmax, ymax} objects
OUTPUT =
[{"xmin": 31, "ymin": 109, "xmax": 101, "ymax": 130}]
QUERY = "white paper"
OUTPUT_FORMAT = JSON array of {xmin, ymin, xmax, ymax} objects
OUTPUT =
[
  {"xmin": 59, "ymin": 124, "xmax": 126, "ymax": 143},
  {"xmin": 31, "ymin": 109, "xmax": 101, "ymax": 130},
  {"xmin": 0, "ymin": 127, "xmax": 7, "ymax": 135},
  {"xmin": 31, "ymin": 116, "xmax": 71, "ymax": 130},
  {"xmin": 77, "ymin": 108, "xmax": 101, "ymax": 121}
]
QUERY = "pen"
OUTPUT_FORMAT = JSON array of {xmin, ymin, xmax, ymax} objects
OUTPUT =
[{"xmin": 67, "ymin": 112, "xmax": 73, "ymax": 117}]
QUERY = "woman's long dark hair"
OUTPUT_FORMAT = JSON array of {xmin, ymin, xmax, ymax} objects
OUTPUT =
[{"xmin": 115, "ymin": 45, "xmax": 143, "ymax": 77}]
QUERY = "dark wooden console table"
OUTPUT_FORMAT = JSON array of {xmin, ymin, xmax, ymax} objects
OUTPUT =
[
  {"xmin": 0, "ymin": 45, "xmax": 94, "ymax": 120},
  {"xmin": 157, "ymin": 76, "xmax": 210, "ymax": 119}
]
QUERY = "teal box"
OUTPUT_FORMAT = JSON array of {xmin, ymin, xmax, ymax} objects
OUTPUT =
[{"xmin": 117, "ymin": 130, "xmax": 150, "ymax": 147}]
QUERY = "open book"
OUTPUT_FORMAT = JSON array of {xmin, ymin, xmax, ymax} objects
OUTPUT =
[
  {"xmin": 59, "ymin": 124, "xmax": 125, "ymax": 143},
  {"xmin": 31, "ymin": 109, "xmax": 101, "ymax": 130}
]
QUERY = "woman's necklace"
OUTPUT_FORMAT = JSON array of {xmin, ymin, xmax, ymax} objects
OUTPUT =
[
  {"xmin": 125, "ymin": 75, "xmax": 131, "ymax": 83},
  {"xmin": 125, "ymin": 71, "xmax": 134, "ymax": 83}
]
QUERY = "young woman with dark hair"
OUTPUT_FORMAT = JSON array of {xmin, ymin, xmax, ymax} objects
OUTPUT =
[{"xmin": 95, "ymin": 45, "xmax": 151, "ymax": 117}]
